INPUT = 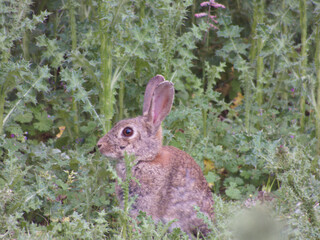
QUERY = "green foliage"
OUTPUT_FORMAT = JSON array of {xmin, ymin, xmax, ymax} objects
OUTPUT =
[{"xmin": 1, "ymin": 0, "xmax": 320, "ymax": 238}]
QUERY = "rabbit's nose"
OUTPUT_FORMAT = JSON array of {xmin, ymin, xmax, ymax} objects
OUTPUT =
[
  {"xmin": 97, "ymin": 143, "xmax": 102, "ymax": 149},
  {"xmin": 97, "ymin": 137, "xmax": 108, "ymax": 150}
]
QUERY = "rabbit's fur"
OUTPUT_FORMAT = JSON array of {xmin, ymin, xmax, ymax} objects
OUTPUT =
[{"xmin": 97, "ymin": 75, "xmax": 214, "ymax": 237}]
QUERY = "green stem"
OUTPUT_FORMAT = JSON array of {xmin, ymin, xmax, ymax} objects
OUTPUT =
[
  {"xmin": 191, "ymin": 0, "xmax": 196, "ymax": 25},
  {"xmin": 256, "ymin": 32, "xmax": 264, "ymax": 106},
  {"xmin": 202, "ymin": 108, "xmax": 207, "ymax": 138},
  {"xmin": 139, "ymin": 0, "xmax": 145, "ymax": 26},
  {"xmin": 244, "ymin": 72, "xmax": 251, "ymax": 132},
  {"xmin": 100, "ymin": 35, "xmax": 113, "ymax": 132},
  {"xmin": 245, "ymin": 0, "xmax": 260, "ymax": 132},
  {"xmin": 202, "ymin": 14, "xmax": 211, "ymax": 138},
  {"xmin": 281, "ymin": 0, "xmax": 288, "ymax": 34},
  {"xmin": 69, "ymin": 2, "xmax": 77, "ymax": 51},
  {"xmin": 119, "ymin": 80, "xmax": 124, "ymax": 121},
  {"xmin": 299, "ymin": 0, "xmax": 307, "ymax": 131},
  {"xmin": 249, "ymin": 0, "xmax": 258, "ymax": 63},
  {"xmin": 0, "ymin": 88, "xmax": 5, "ymax": 135},
  {"xmin": 68, "ymin": 0, "xmax": 79, "ymax": 137},
  {"xmin": 315, "ymin": 24, "xmax": 320, "ymax": 154},
  {"xmin": 202, "ymin": 62, "xmax": 208, "ymax": 138},
  {"xmin": 256, "ymin": 42, "xmax": 264, "ymax": 105},
  {"xmin": 53, "ymin": 11, "xmax": 59, "ymax": 39},
  {"xmin": 98, "ymin": 0, "xmax": 129, "ymax": 131},
  {"xmin": 278, "ymin": 0, "xmax": 288, "ymax": 104},
  {"xmin": 99, "ymin": 6, "xmax": 113, "ymax": 132},
  {"xmin": 256, "ymin": 0, "xmax": 265, "ymax": 106}
]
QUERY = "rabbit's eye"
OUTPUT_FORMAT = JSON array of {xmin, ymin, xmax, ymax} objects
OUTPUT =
[{"xmin": 122, "ymin": 127, "xmax": 134, "ymax": 137}]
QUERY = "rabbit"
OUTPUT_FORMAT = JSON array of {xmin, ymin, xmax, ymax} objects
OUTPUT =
[{"xmin": 97, "ymin": 75, "xmax": 214, "ymax": 237}]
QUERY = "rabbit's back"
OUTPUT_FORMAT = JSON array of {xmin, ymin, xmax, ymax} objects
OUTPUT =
[{"xmin": 116, "ymin": 145, "xmax": 214, "ymax": 236}]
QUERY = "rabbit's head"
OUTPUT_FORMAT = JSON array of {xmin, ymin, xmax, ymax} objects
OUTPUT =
[{"xmin": 97, "ymin": 75, "xmax": 174, "ymax": 162}]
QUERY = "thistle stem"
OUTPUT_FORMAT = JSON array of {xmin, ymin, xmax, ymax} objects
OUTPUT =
[
  {"xmin": 299, "ymin": 0, "xmax": 307, "ymax": 131},
  {"xmin": 315, "ymin": 23, "xmax": 320, "ymax": 153},
  {"xmin": 249, "ymin": 0, "xmax": 258, "ymax": 63},
  {"xmin": 0, "ymin": 89, "xmax": 5, "ymax": 135},
  {"xmin": 250, "ymin": 0, "xmax": 265, "ymax": 106},
  {"xmin": 100, "ymin": 35, "xmax": 113, "ymax": 132},
  {"xmin": 119, "ymin": 80, "xmax": 124, "ymax": 120},
  {"xmin": 256, "ymin": 0, "xmax": 265, "ymax": 106},
  {"xmin": 68, "ymin": 0, "xmax": 80, "ymax": 137},
  {"xmin": 99, "ymin": 0, "xmax": 113, "ymax": 132},
  {"xmin": 244, "ymin": 72, "xmax": 251, "ymax": 132}
]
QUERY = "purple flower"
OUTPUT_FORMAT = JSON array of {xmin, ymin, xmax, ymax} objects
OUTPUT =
[
  {"xmin": 195, "ymin": 13, "xmax": 208, "ymax": 18},
  {"xmin": 211, "ymin": 1, "xmax": 226, "ymax": 8},
  {"xmin": 209, "ymin": 23, "xmax": 218, "ymax": 29},
  {"xmin": 200, "ymin": 1, "xmax": 210, "ymax": 7},
  {"xmin": 291, "ymin": 88, "xmax": 295, "ymax": 93},
  {"xmin": 200, "ymin": 0, "xmax": 226, "ymax": 8},
  {"xmin": 10, "ymin": 134, "xmax": 15, "ymax": 138},
  {"xmin": 290, "ymin": 135, "xmax": 294, "ymax": 139},
  {"xmin": 210, "ymin": 15, "xmax": 218, "ymax": 23},
  {"xmin": 195, "ymin": 0, "xmax": 225, "ymax": 30}
]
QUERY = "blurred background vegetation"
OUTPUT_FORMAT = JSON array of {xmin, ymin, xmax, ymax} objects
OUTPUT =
[{"xmin": 0, "ymin": 0, "xmax": 319, "ymax": 239}]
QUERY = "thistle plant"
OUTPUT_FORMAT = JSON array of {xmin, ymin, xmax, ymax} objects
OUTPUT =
[
  {"xmin": 299, "ymin": 0, "xmax": 307, "ymax": 131},
  {"xmin": 195, "ymin": 0, "xmax": 225, "ymax": 43},
  {"xmin": 250, "ymin": 0, "xmax": 265, "ymax": 106},
  {"xmin": 0, "ymin": 0, "xmax": 49, "ymax": 135},
  {"xmin": 98, "ymin": 0, "xmax": 132, "ymax": 132},
  {"xmin": 195, "ymin": 0, "xmax": 225, "ymax": 137},
  {"xmin": 98, "ymin": 0, "xmax": 113, "ymax": 132},
  {"xmin": 315, "ymin": 18, "xmax": 320, "ymax": 153},
  {"xmin": 67, "ymin": 0, "xmax": 80, "ymax": 137},
  {"xmin": 310, "ymin": 4, "xmax": 320, "ymax": 155}
]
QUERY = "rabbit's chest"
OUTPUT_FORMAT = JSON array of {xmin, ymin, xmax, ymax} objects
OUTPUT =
[
  {"xmin": 115, "ymin": 162, "xmax": 168, "ymax": 199},
  {"xmin": 129, "ymin": 163, "xmax": 170, "ymax": 217},
  {"xmin": 131, "ymin": 163, "xmax": 167, "ymax": 191},
  {"xmin": 115, "ymin": 159, "xmax": 173, "ymax": 218}
]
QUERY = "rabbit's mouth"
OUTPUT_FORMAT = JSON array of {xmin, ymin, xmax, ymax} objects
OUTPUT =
[{"xmin": 99, "ymin": 150, "xmax": 121, "ymax": 160}]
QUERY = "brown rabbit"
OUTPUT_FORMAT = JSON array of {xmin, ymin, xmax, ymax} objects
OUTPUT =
[{"xmin": 97, "ymin": 75, "xmax": 214, "ymax": 237}]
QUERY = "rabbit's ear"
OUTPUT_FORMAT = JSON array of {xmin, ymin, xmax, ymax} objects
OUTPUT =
[
  {"xmin": 147, "ymin": 81, "xmax": 174, "ymax": 131},
  {"xmin": 143, "ymin": 75, "xmax": 165, "ymax": 116}
]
